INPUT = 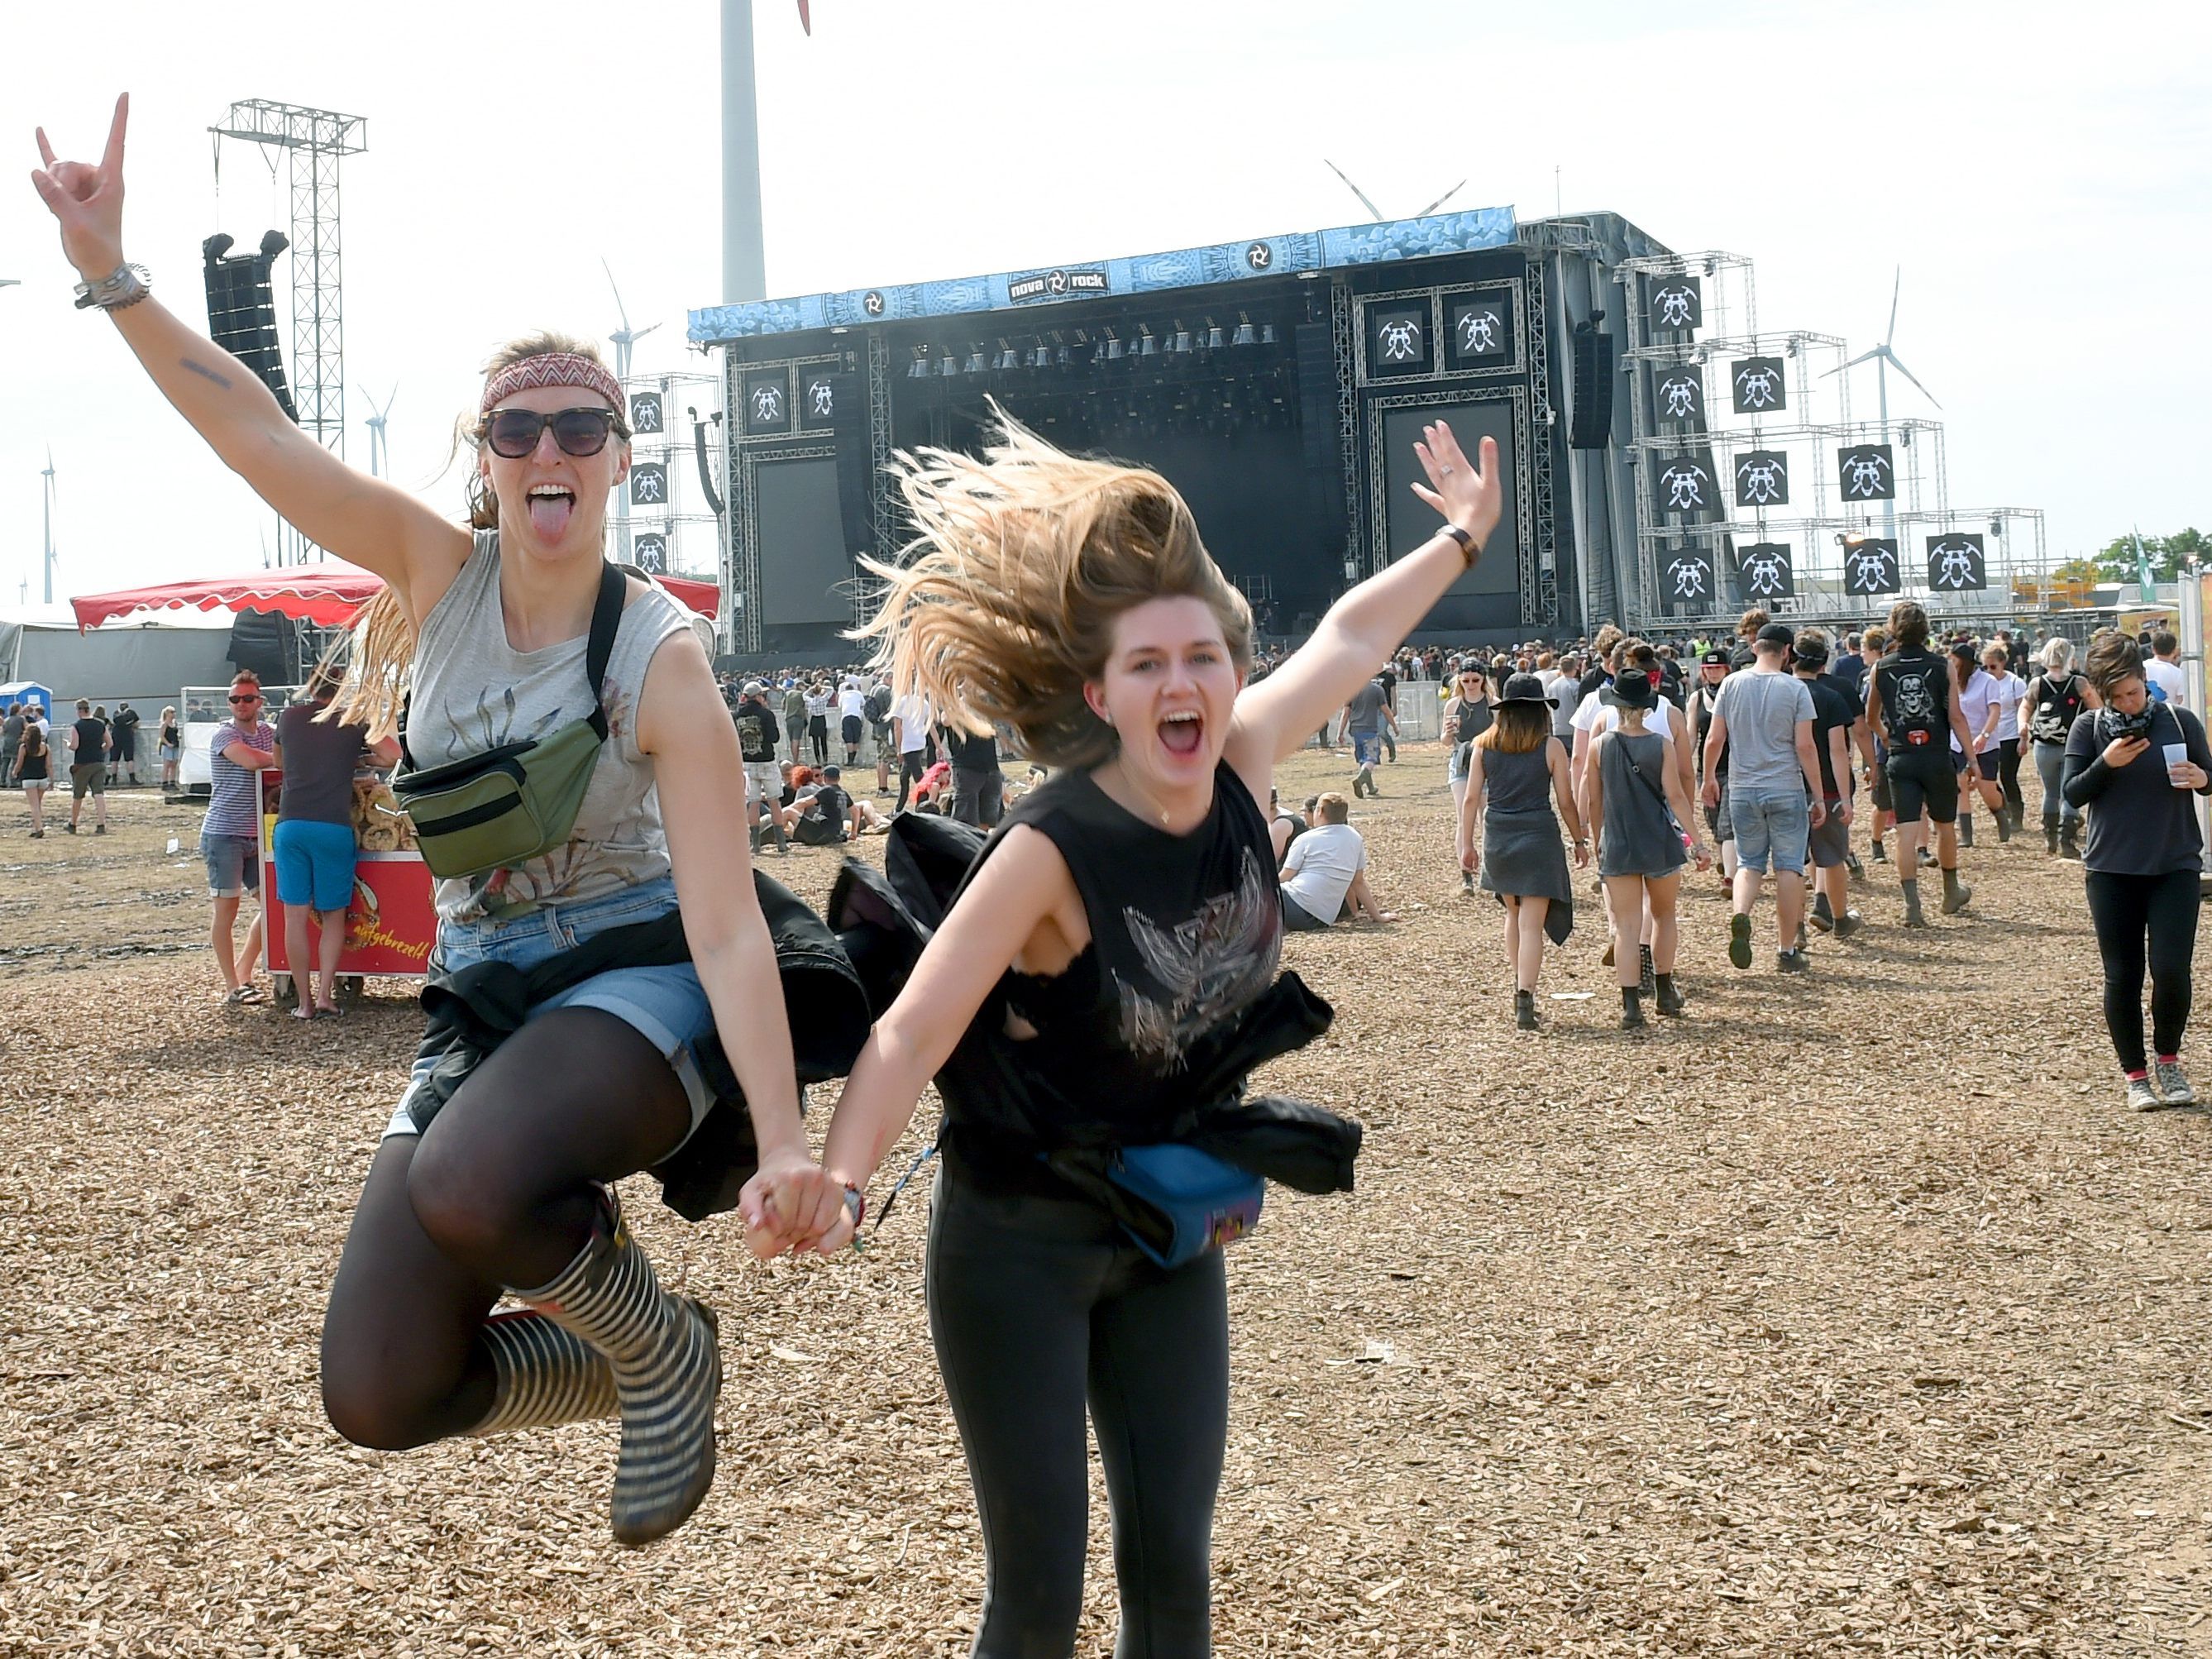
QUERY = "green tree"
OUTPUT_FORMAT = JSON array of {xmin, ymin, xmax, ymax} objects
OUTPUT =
[{"xmin": 2095, "ymin": 528, "xmax": 2208, "ymax": 583}]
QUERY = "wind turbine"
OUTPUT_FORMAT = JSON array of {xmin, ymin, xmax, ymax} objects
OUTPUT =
[
  {"xmin": 40, "ymin": 447, "xmax": 57, "ymax": 605},
  {"xmin": 1324, "ymin": 160, "xmax": 1466, "ymax": 223},
  {"xmin": 1825, "ymin": 267, "xmax": 1940, "ymax": 543},
  {"xmin": 604, "ymin": 261, "xmax": 662, "ymax": 565},
  {"xmin": 359, "ymin": 383, "xmax": 398, "ymax": 479}
]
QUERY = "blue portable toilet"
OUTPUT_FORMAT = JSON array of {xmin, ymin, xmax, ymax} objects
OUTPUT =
[{"xmin": 0, "ymin": 681, "xmax": 54, "ymax": 721}]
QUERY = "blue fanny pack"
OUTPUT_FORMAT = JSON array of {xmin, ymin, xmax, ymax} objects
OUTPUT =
[{"xmin": 1104, "ymin": 1144, "xmax": 1265, "ymax": 1269}]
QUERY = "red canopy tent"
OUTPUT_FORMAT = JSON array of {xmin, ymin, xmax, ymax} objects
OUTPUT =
[{"xmin": 70, "ymin": 560, "xmax": 720, "ymax": 631}]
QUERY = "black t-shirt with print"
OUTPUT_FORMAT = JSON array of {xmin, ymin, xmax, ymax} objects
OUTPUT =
[
  {"xmin": 1804, "ymin": 675, "xmax": 1856, "ymax": 798},
  {"xmin": 733, "ymin": 699, "xmax": 779, "ymax": 763}
]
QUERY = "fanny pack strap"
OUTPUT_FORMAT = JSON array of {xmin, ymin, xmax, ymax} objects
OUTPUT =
[{"xmin": 399, "ymin": 561, "xmax": 626, "ymax": 769}]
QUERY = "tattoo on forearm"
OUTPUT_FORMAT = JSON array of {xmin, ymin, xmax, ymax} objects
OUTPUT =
[{"xmin": 181, "ymin": 358, "xmax": 234, "ymax": 390}]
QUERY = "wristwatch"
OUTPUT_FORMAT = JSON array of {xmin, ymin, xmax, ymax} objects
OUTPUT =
[{"xmin": 1439, "ymin": 524, "xmax": 1479, "ymax": 567}]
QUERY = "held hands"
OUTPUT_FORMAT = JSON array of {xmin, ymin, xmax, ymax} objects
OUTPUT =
[
  {"xmin": 1410, "ymin": 422, "xmax": 1503, "ymax": 553},
  {"xmin": 30, "ymin": 94, "xmax": 128, "ymax": 280},
  {"xmin": 1572, "ymin": 838, "xmax": 1591, "ymax": 870},
  {"xmin": 2102, "ymin": 734, "xmax": 2148, "ymax": 769},
  {"xmin": 738, "ymin": 1146, "xmax": 845, "ymax": 1260}
]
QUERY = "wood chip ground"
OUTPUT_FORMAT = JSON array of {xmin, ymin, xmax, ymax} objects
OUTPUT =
[{"xmin": 2, "ymin": 747, "xmax": 2208, "ymax": 1655}]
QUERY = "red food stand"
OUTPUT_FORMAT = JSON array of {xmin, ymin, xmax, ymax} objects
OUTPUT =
[{"xmin": 71, "ymin": 561, "xmax": 722, "ymax": 1003}]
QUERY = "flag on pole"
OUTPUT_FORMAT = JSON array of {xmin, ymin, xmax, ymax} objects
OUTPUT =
[{"xmin": 2136, "ymin": 528, "xmax": 2158, "ymax": 603}]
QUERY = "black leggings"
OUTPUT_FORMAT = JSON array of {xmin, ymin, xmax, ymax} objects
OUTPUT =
[
  {"xmin": 319, "ymin": 1008, "xmax": 692, "ymax": 1449},
  {"xmin": 2083, "ymin": 868, "xmax": 2200, "ymax": 1073},
  {"xmin": 1997, "ymin": 737, "xmax": 2024, "ymax": 822},
  {"xmin": 926, "ymin": 1164, "xmax": 1226, "ymax": 1658}
]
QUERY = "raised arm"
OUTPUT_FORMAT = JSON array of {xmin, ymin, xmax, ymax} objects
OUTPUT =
[
  {"xmin": 809, "ymin": 825, "xmax": 1078, "ymax": 1248},
  {"xmin": 31, "ymin": 97, "xmax": 466, "ymax": 606},
  {"xmin": 1227, "ymin": 423, "xmax": 1502, "ymax": 779}
]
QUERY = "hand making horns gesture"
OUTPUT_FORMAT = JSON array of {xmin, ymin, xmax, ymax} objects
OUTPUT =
[{"xmin": 30, "ymin": 93, "xmax": 130, "ymax": 283}]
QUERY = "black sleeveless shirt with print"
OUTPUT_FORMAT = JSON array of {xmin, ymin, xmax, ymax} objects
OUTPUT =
[{"xmin": 934, "ymin": 759, "xmax": 1283, "ymax": 1188}]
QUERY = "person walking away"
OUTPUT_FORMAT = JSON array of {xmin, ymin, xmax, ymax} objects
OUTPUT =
[
  {"xmin": 2026, "ymin": 638, "xmax": 2097, "ymax": 858},
  {"xmin": 1461, "ymin": 672, "xmax": 1586, "ymax": 1028},
  {"xmin": 1856, "ymin": 629, "xmax": 1897, "ymax": 864},
  {"xmin": 111, "ymin": 700, "xmax": 140, "ymax": 785},
  {"xmin": 1337, "ymin": 677, "xmax": 1394, "ymax": 797},
  {"xmin": 2062, "ymin": 634, "xmax": 2212, "ymax": 1109},
  {"xmin": 1980, "ymin": 641, "xmax": 2029, "ymax": 836},
  {"xmin": 1442, "ymin": 666, "xmax": 1493, "ymax": 891},
  {"xmin": 1951, "ymin": 641, "xmax": 2009, "ymax": 845},
  {"xmin": 838, "ymin": 677, "xmax": 867, "ymax": 767},
  {"xmin": 1684, "ymin": 647, "xmax": 1737, "ymax": 887},
  {"xmin": 1376, "ymin": 657, "xmax": 1400, "ymax": 763},
  {"xmin": 944, "ymin": 719, "xmax": 1006, "ymax": 829},
  {"xmin": 1864, "ymin": 602, "xmax": 1982, "ymax": 925},
  {"xmin": 16, "ymin": 714, "xmax": 50, "ymax": 836},
  {"xmin": 1581, "ymin": 667, "xmax": 1708, "ymax": 1026},
  {"xmin": 1793, "ymin": 630, "xmax": 1863, "ymax": 939},
  {"xmin": 275, "ymin": 656, "xmax": 391, "ymax": 1018},
  {"xmin": 1701, "ymin": 624, "xmax": 1823, "ymax": 973},
  {"xmin": 733, "ymin": 680, "xmax": 788, "ymax": 857},
  {"xmin": 865, "ymin": 677, "xmax": 894, "ymax": 793},
  {"xmin": 64, "ymin": 698, "xmax": 110, "ymax": 834},
  {"xmin": 891, "ymin": 684, "xmax": 933, "ymax": 810},
  {"xmin": 204, "ymin": 673, "xmax": 274, "ymax": 1001},
  {"xmin": 2145, "ymin": 629, "xmax": 2187, "ymax": 705}
]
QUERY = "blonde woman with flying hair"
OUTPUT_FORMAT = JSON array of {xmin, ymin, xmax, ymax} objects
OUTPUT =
[
  {"xmin": 764, "ymin": 409, "xmax": 1502, "ymax": 1653},
  {"xmin": 34, "ymin": 97, "xmax": 847, "ymax": 1547}
]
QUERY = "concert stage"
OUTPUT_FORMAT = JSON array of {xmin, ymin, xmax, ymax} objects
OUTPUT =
[{"xmin": 688, "ymin": 208, "xmax": 1675, "ymax": 654}]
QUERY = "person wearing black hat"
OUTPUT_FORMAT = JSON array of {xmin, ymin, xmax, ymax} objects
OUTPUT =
[
  {"xmin": 1443, "ymin": 665, "xmax": 1495, "ymax": 892},
  {"xmin": 1460, "ymin": 672, "xmax": 1587, "ymax": 1028},
  {"xmin": 1580, "ymin": 665, "xmax": 1708, "ymax": 1027},
  {"xmin": 1701, "ymin": 622, "xmax": 1823, "ymax": 973}
]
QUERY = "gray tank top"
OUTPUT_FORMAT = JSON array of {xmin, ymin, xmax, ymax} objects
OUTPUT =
[
  {"xmin": 409, "ymin": 531, "xmax": 713, "ymax": 922},
  {"xmin": 1479, "ymin": 739, "xmax": 1554, "ymax": 815}
]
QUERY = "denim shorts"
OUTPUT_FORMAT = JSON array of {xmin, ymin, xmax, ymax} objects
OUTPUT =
[
  {"xmin": 1350, "ymin": 731, "xmax": 1382, "ymax": 767},
  {"xmin": 1447, "ymin": 741, "xmax": 1471, "ymax": 786},
  {"xmin": 273, "ymin": 819, "xmax": 357, "ymax": 911},
  {"xmin": 1729, "ymin": 787, "xmax": 1809, "ymax": 876},
  {"xmin": 384, "ymin": 875, "xmax": 715, "ymax": 1144},
  {"xmin": 201, "ymin": 830, "xmax": 260, "ymax": 897}
]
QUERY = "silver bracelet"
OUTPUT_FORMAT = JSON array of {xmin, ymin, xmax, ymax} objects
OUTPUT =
[{"xmin": 73, "ymin": 263, "xmax": 150, "ymax": 312}]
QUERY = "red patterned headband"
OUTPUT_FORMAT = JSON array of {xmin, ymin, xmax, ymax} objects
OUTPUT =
[{"xmin": 479, "ymin": 351, "xmax": 625, "ymax": 417}]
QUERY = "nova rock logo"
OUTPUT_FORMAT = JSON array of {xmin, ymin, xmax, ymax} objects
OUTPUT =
[
  {"xmin": 1734, "ymin": 451, "xmax": 1789, "ymax": 509},
  {"xmin": 1658, "ymin": 371, "xmax": 1702, "ymax": 421},
  {"xmin": 1837, "ymin": 444, "xmax": 1895, "ymax": 502},
  {"xmin": 1659, "ymin": 460, "xmax": 1711, "ymax": 511}
]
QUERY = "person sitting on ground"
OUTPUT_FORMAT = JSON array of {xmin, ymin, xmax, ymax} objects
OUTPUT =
[{"xmin": 1279, "ymin": 791, "xmax": 1392, "ymax": 930}]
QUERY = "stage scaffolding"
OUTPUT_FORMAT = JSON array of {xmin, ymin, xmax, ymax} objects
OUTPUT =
[
  {"xmin": 1613, "ymin": 248, "xmax": 2041, "ymax": 632},
  {"xmin": 619, "ymin": 369, "xmax": 724, "ymax": 633}
]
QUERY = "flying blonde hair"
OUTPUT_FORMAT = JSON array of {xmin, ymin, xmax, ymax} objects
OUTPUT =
[
  {"xmin": 328, "ymin": 330, "xmax": 623, "ymax": 741},
  {"xmin": 853, "ymin": 409, "xmax": 1251, "ymax": 771}
]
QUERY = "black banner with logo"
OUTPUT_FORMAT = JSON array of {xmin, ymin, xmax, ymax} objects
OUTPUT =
[
  {"xmin": 1927, "ymin": 533, "xmax": 1988, "ymax": 592},
  {"xmin": 1842, "ymin": 538, "xmax": 1900, "ymax": 597},
  {"xmin": 1734, "ymin": 541, "xmax": 1794, "ymax": 602},
  {"xmin": 1731, "ymin": 356, "xmax": 1787, "ymax": 415},
  {"xmin": 1734, "ymin": 450, "xmax": 1789, "ymax": 509},
  {"xmin": 1837, "ymin": 444, "xmax": 1895, "ymax": 503},
  {"xmin": 1654, "ymin": 365, "xmax": 1703, "ymax": 425}
]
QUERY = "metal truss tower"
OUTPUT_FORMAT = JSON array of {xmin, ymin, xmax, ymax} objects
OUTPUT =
[{"xmin": 210, "ymin": 102, "xmax": 368, "ymax": 476}]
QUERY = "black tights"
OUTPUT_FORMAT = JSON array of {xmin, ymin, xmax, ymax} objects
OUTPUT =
[
  {"xmin": 319, "ymin": 1009, "xmax": 692, "ymax": 1451},
  {"xmin": 2084, "ymin": 868, "xmax": 2200, "ymax": 1073},
  {"xmin": 927, "ymin": 1165, "xmax": 1226, "ymax": 1659}
]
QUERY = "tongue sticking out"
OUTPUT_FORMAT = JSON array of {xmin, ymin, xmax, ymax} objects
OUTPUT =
[
  {"xmin": 1159, "ymin": 718, "xmax": 1202, "ymax": 757},
  {"xmin": 528, "ymin": 493, "xmax": 575, "ymax": 542}
]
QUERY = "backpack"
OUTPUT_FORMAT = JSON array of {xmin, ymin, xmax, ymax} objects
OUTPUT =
[
  {"xmin": 863, "ymin": 687, "xmax": 891, "ymax": 724},
  {"xmin": 2028, "ymin": 673, "xmax": 2084, "ymax": 745}
]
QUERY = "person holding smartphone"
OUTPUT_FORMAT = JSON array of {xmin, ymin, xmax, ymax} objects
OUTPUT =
[{"xmin": 2062, "ymin": 633, "xmax": 2212, "ymax": 1110}]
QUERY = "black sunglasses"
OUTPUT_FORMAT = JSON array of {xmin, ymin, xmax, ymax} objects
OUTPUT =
[
  {"xmin": 481, "ymin": 407, "xmax": 626, "ymax": 460},
  {"xmin": 228, "ymin": 693, "xmax": 262, "ymax": 705}
]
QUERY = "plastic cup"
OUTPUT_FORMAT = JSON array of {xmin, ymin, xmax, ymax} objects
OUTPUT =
[{"xmin": 2165, "ymin": 742, "xmax": 2189, "ymax": 786}]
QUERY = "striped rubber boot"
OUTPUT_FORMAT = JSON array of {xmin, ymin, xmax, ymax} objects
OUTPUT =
[
  {"xmin": 465, "ymin": 1309, "xmax": 618, "ymax": 1437},
  {"xmin": 509, "ymin": 1190, "xmax": 723, "ymax": 1547}
]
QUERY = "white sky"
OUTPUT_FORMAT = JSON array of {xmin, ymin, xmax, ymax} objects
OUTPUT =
[{"xmin": 2, "ymin": 0, "xmax": 2205, "ymax": 604}]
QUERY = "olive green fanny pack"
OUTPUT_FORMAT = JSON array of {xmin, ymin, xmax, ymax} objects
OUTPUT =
[{"xmin": 393, "ymin": 562, "xmax": 623, "ymax": 881}]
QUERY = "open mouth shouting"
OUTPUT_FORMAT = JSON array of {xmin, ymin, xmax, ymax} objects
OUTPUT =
[
  {"xmin": 527, "ymin": 482, "xmax": 577, "ymax": 542},
  {"xmin": 1159, "ymin": 707, "xmax": 1205, "ymax": 759}
]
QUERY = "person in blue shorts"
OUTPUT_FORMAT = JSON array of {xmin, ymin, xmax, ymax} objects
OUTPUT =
[{"xmin": 275, "ymin": 656, "xmax": 395, "ymax": 1018}]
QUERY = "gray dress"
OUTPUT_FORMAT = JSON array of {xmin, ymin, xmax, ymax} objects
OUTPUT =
[
  {"xmin": 1598, "ymin": 729, "xmax": 1688, "ymax": 878},
  {"xmin": 1478, "ymin": 739, "xmax": 1574, "ymax": 943}
]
